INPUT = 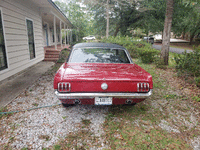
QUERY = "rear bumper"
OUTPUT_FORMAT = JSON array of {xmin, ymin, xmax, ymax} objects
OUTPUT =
[{"xmin": 55, "ymin": 89, "xmax": 153, "ymax": 99}]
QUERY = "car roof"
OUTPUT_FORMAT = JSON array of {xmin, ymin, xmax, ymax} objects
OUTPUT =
[{"xmin": 72, "ymin": 43, "xmax": 125, "ymax": 49}]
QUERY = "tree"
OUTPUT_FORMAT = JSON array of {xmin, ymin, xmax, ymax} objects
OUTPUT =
[
  {"xmin": 54, "ymin": 0, "xmax": 90, "ymax": 40},
  {"xmin": 160, "ymin": 0, "xmax": 174, "ymax": 65},
  {"xmin": 82, "ymin": 0, "xmax": 142, "ymax": 37},
  {"xmin": 172, "ymin": 1, "xmax": 200, "ymax": 44}
]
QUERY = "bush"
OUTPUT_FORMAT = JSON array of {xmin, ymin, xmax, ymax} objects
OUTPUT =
[
  {"xmin": 139, "ymin": 48, "xmax": 160, "ymax": 64},
  {"xmin": 101, "ymin": 36, "xmax": 158, "ymax": 61},
  {"xmin": 195, "ymin": 77, "xmax": 200, "ymax": 87},
  {"xmin": 174, "ymin": 46, "xmax": 200, "ymax": 77}
]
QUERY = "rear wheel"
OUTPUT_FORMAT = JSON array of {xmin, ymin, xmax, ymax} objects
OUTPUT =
[
  {"xmin": 124, "ymin": 103, "xmax": 136, "ymax": 106},
  {"xmin": 62, "ymin": 103, "xmax": 74, "ymax": 107}
]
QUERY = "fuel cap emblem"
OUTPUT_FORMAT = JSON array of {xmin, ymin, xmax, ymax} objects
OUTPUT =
[{"xmin": 101, "ymin": 83, "xmax": 108, "ymax": 90}]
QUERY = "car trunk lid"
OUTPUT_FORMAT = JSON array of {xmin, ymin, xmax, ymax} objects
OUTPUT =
[{"xmin": 61, "ymin": 63, "xmax": 152, "ymax": 92}]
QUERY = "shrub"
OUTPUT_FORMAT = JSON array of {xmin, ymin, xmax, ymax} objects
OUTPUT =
[
  {"xmin": 101, "ymin": 36, "xmax": 157, "ymax": 60},
  {"xmin": 195, "ymin": 77, "xmax": 200, "ymax": 87},
  {"xmin": 138, "ymin": 48, "xmax": 160, "ymax": 64},
  {"xmin": 174, "ymin": 46, "xmax": 200, "ymax": 77}
]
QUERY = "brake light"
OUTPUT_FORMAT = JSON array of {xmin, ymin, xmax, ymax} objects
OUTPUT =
[
  {"xmin": 137, "ymin": 83, "xmax": 149, "ymax": 92},
  {"xmin": 58, "ymin": 82, "xmax": 71, "ymax": 92}
]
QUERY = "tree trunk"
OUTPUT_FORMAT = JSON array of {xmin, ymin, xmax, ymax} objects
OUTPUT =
[
  {"xmin": 189, "ymin": 34, "xmax": 195, "ymax": 45},
  {"xmin": 189, "ymin": 27, "xmax": 199, "ymax": 45},
  {"xmin": 106, "ymin": 0, "xmax": 109, "ymax": 38},
  {"xmin": 114, "ymin": 24, "xmax": 120, "ymax": 37},
  {"xmin": 160, "ymin": 0, "xmax": 174, "ymax": 65},
  {"xmin": 182, "ymin": 27, "xmax": 187, "ymax": 39}
]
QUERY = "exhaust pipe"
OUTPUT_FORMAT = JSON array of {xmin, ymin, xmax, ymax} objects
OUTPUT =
[
  {"xmin": 74, "ymin": 99, "xmax": 80, "ymax": 105},
  {"xmin": 125, "ymin": 99, "xmax": 132, "ymax": 104}
]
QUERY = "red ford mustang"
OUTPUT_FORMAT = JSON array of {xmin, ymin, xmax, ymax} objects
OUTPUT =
[{"xmin": 54, "ymin": 43, "xmax": 153, "ymax": 107}]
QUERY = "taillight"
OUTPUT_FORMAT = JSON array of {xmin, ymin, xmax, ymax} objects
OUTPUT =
[
  {"xmin": 137, "ymin": 83, "xmax": 149, "ymax": 92},
  {"xmin": 58, "ymin": 82, "xmax": 71, "ymax": 92}
]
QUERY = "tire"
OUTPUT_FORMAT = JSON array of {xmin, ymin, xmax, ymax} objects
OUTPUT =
[
  {"xmin": 124, "ymin": 103, "xmax": 136, "ymax": 106},
  {"xmin": 62, "ymin": 103, "xmax": 74, "ymax": 107}
]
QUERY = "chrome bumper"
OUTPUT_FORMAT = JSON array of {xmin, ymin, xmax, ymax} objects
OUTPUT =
[{"xmin": 55, "ymin": 89, "xmax": 153, "ymax": 99}]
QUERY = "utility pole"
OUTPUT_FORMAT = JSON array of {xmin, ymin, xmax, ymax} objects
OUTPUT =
[{"xmin": 106, "ymin": 0, "xmax": 109, "ymax": 38}]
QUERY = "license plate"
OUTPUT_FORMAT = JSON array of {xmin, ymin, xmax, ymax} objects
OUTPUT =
[{"xmin": 95, "ymin": 97, "xmax": 112, "ymax": 105}]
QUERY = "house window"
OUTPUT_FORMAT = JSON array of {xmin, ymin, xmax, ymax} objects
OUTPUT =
[
  {"xmin": 26, "ymin": 19, "xmax": 35, "ymax": 59},
  {"xmin": 0, "ymin": 10, "xmax": 7, "ymax": 71}
]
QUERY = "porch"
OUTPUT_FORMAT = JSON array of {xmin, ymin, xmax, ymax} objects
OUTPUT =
[
  {"xmin": 44, "ymin": 44, "xmax": 70, "ymax": 61},
  {"xmin": 40, "ymin": 0, "xmax": 74, "ymax": 62}
]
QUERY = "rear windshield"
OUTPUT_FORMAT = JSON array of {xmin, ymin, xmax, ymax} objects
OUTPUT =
[{"xmin": 69, "ymin": 48, "xmax": 130, "ymax": 63}]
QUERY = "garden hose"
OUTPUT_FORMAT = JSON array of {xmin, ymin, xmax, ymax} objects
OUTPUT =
[{"xmin": 0, "ymin": 103, "xmax": 62, "ymax": 115}]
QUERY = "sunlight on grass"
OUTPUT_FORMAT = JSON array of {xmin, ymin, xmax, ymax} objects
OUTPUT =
[{"xmin": 104, "ymin": 104, "xmax": 190, "ymax": 149}]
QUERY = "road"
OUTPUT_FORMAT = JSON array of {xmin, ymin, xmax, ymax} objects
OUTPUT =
[{"xmin": 152, "ymin": 44, "xmax": 193, "ymax": 54}]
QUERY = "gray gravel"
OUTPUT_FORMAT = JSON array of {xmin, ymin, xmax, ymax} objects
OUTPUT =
[{"xmin": 0, "ymin": 73, "xmax": 109, "ymax": 149}]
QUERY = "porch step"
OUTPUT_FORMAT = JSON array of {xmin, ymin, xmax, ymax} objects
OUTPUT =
[
  {"xmin": 45, "ymin": 50, "xmax": 61, "ymax": 53},
  {"xmin": 45, "ymin": 52, "xmax": 60, "ymax": 55},
  {"xmin": 45, "ymin": 54, "xmax": 59, "ymax": 58},
  {"xmin": 44, "ymin": 44, "xmax": 70, "ymax": 61},
  {"xmin": 44, "ymin": 50, "xmax": 61, "ymax": 61}
]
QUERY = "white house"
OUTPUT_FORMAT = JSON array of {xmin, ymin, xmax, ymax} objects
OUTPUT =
[{"xmin": 0, "ymin": 0, "xmax": 73, "ymax": 82}]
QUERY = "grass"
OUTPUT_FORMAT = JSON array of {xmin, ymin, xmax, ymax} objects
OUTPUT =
[
  {"xmin": 103, "ymin": 104, "xmax": 190, "ymax": 149},
  {"xmin": 102, "ymin": 58, "xmax": 194, "ymax": 149},
  {"xmin": 53, "ymin": 126, "xmax": 100, "ymax": 149},
  {"xmin": 81, "ymin": 118, "xmax": 91, "ymax": 127},
  {"xmin": 32, "ymin": 103, "xmax": 39, "ymax": 107},
  {"xmin": 0, "ymin": 106, "xmax": 11, "ymax": 119}
]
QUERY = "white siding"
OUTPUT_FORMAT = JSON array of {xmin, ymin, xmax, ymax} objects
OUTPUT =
[{"xmin": 0, "ymin": 0, "xmax": 44, "ymax": 81}]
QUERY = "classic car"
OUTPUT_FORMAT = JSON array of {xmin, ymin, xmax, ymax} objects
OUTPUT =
[
  {"xmin": 54, "ymin": 43, "xmax": 153, "ymax": 107},
  {"xmin": 82, "ymin": 35, "xmax": 96, "ymax": 40}
]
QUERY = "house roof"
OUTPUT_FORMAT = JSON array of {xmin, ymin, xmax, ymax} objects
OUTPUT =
[{"xmin": 30, "ymin": 0, "xmax": 73, "ymax": 28}]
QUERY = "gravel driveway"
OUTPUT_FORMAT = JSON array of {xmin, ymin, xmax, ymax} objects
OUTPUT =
[
  {"xmin": 0, "ymin": 72, "xmax": 109, "ymax": 149},
  {"xmin": 152, "ymin": 44, "xmax": 193, "ymax": 54}
]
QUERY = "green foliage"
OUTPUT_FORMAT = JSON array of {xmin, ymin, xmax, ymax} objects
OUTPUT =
[
  {"xmin": 138, "ymin": 0, "xmax": 166, "ymax": 35},
  {"xmin": 54, "ymin": 145, "xmax": 61, "ymax": 150},
  {"xmin": 192, "ymin": 96, "xmax": 200, "ymax": 102},
  {"xmin": 173, "ymin": 1, "xmax": 200, "ymax": 42},
  {"xmin": 0, "ymin": 106, "xmax": 8, "ymax": 119},
  {"xmin": 138, "ymin": 48, "xmax": 160, "ymax": 64},
  {"xmin": 57, "ymin": 49, "xmax": 69, "ymax": 63},
  {"xmin": 84, "ymin": 0, "xmax": 142, "ymax": 36},
  {"xmin": 174, "ymin": 46, "xmax": 200, "ymax": 77},
  {"xmin": 195, "ymin": 77, "xmax": 200, "ymax": 87},
  {"xmin": 54, "ymin": 0, "xmax": 90, "ymax": 40},
  {"xmin": 101, "ymin": 36, "xmax": 159, "ymax": 63}
]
